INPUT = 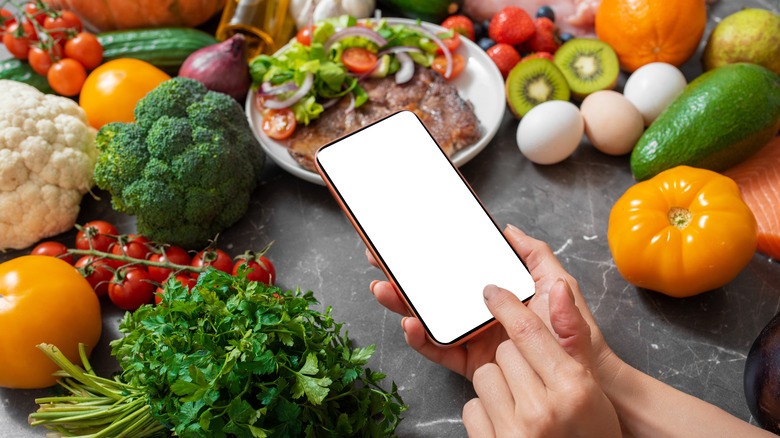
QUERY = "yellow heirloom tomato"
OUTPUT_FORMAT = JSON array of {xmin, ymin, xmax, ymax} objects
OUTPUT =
[
  {"xmin": 608, "ymin": 165, "xmax": 757, "ymax": 298},
  {"xmin": 0, "ymin": 256, "xmax": 102, "ymax": 388}
]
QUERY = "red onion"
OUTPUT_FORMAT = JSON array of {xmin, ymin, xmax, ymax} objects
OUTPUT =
[
  {"xmin": 407, "ymin": 24, "xmax": 453, "ymax": 79},
  {"xmin": 263, "ymin": 72, "xmax": 315, "ymax": 109},
  {"xmin": 376, "ymin": 46, "xmax": 423, "ymax": 84},
  {"xmin": 178, "ymin": 34, "xmax": 252, "ymax": 102},
  {"xmin": 259, "ymin": 81, "xmax": 299, "ymax": 96},
  {"xmin": 324, "ymin": 26, "xmax": 388, "ymax": 51}
]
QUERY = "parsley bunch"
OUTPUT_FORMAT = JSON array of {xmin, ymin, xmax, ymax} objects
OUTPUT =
[{"xmin": 31, "ymin": 270, "xmax": 406, "ymax": 437}]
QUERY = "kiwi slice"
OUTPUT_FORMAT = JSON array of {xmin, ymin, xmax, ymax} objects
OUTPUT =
[
  {"xmin": 554, "ymin": 38, "xmax": 619, "ymax": 100},
  {"xmin": 505, "ymin": 58, "xmax": 571, "ymax": 118}
]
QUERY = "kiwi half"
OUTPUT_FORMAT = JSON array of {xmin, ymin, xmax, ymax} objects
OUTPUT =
[
  {"xmin": 505, "ymin": 58, "xmax": 571, "ymax": 118},
  {"xmin": 554, "ymin": 38, "xmax": 619, "ymax": 100}
]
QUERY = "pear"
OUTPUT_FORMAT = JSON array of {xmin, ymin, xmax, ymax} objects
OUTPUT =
[{"xmin": 702, "ymin": 8, "xmax": 780, "ymax": 76}]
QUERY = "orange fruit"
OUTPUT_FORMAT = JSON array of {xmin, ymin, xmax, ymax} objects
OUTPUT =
[
  {"xmin": 79, "ymin": 58, "xmax": 171, "ymax": 129},
  {"xmin": 595, "ymin": 0, "xmax": 707, "ymax": 73}
]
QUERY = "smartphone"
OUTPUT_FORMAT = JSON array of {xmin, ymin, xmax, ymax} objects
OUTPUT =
[{"xmin": 315, "ymin": 111, "xmax": 535, "ymax": 347}]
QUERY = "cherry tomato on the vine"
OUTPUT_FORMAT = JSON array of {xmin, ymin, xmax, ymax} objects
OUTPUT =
[
  {"xmin": 23, "ymin": 1, "xmax": 46, "ymax": 25},
  {"xmin": 75, "ymin": 220, "xmax": 117, "ymax": 252},
  {"xmin": 3, "ymin": 23, "xmax": 32, "ymax": 59},
  {"xmin": 261, "ymin": 107, "xmax": 296, "ymax": 140},
  {"xmin": 75, "ymin": 255, "xmax": 113, "ymax": 297},
  {"xmin": 148, "ymin": 245, "xmax": 192, "ymax": 283},
  {"xmin": 233, "ymin": 256, "xmax": 276, "ymax": 285},
  {"xmin": 108, "ymin": 267, "xmax": 155, "ymax": 310},
  {"xmin": 28, "ymin": 45, "xmax": 61, "ymax": 76},
  {"xmin": 30, "ymin": 241, "xmax": 73, "ymax": 264},
  {"xmin": 48, "ymin": 58, "xmax": 86, "ymax": 96},
  {"xmin": 190, "ymin": 249, "xmax": 232, "ymax": 278},
  {"xmin": 0, "ymin": 9, "xmax": 16, "ymax": 32},
  {"xmin": 109, "ymin": 234, "xmax": 152, "ymax": 268},
  {"xmin": 43, "ymin": 10, "xmax": 82, "ymax": 43},
  {"xmin": 154, "ymin": 274, "xmax": 195, "ymax": 305},
  {"xmin": 295, "ymin": 25, "xmax": 315, "ymax": 46},
  {"xmin": 64, "ymin": 32, "xmax": 102, "ymax": 70}
]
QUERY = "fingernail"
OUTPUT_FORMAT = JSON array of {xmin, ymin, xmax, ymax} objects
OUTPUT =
[
  {"xmin": 558, "ymin": 277, "xmax": 575, "ymax": 302},
  {"xmin": 506, "ymin": 223, "xmax": 521, "ymax": 232},
  {"xmin": 401, "ymin": 317, "xmax": 408, "ymax": 331},
  {"xmin": 370, "ymin": 280, "xmax": 379, "ymax": 295},
  {"xmin": 483, "ymin": 284, "xmax": 500, "ymax": 301}
]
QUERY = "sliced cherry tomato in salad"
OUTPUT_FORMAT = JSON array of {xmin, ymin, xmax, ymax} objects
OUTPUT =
[
  {"xmin": 261, "ymin": 107, "xmax": 296, "ymax": 140},
  {"xmin": 436, "ymin": 31, "xmax": 461, "ymax": 55},
  {"xmin": 233, "ymin": 256, "xmax": 276, "ymax": 285},
  {"xmin": 190, "ymin": 248, "xmax": 233, "ymax": 278},
  {"xmin": 75, "ymin": 256, "xmax": 113, "ymax": 297},
  {"xmin": 432, "ymin": 53, "xmax": 466, "ymax": 80},
  {"xmin": 296, "ymin": 25, "xmax": 315, "ymax": 46},
  {"xmin": 30, "ymin": 241, "xmax": 73, "ymax": 264},
  {"xmin": 108, "ymin": 267, "xmax": 155, "ymax": 310},
  {"xmin": 76, "ymin": 220, "xmax": 118, "ymax": 252},
  {"xmin": 148, "ymin": 245, "xmax": 192, "ymax": 283},
  {"xmin": 341, "ymin": 47, "xmax": 378, "ymax": 74}
]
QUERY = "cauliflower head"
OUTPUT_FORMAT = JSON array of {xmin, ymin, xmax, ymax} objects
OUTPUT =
[{"xmin": 0, "ymin": 80, "xmax": 97, "ymax": 250}]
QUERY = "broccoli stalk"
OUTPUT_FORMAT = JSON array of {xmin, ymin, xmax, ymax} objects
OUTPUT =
[{"xmin": 94, "ymin": 77, "xmax": 266, "ymax": 249}]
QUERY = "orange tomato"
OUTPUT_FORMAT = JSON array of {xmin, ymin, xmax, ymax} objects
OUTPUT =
[
  {"xmin": 0, "ymin": 256, "xmax": 102, "ymax": 388},
  {"xmin": 595, "ymin": 0, "xmax": 707, "ymax": 73},
  {"xmin": 79, "ymin": 58, "xmax": 171, "ymax": 129}
]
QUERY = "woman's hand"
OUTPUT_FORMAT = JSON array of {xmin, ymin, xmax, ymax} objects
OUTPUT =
[
  {"xmin": 461, "ymin": 281, "xmax": 621, "ymax": 437},
  {"xmin": 367, "ymin": 224, "xmax": 622, "ymax": 382}
]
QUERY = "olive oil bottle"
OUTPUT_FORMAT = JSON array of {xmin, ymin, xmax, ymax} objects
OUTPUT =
[{"xmin": 216, "ymin": 0, "xmax": 296, "ymax": 59}]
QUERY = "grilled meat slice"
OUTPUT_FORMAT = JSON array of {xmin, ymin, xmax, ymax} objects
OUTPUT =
[{"xmin": 279, "ymin": 66, "xmax": 482, "ymax": 171}]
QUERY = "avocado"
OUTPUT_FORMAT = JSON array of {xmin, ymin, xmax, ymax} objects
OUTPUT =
[
  {"xmin": 376, "ymin": 0, "xmax": 462, "ymax": 23},
  {"xmin": 630, "ymin": 63, "xmax": 780, "ymax": 181}
]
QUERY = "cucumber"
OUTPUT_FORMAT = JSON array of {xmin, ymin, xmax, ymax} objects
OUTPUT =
[
  {"xmin": 97, "ymin": 27, "xmax": 218, "ymax": 75},
  {"xmin": 376, "ymin": 0, "xmax": 463, "ymax": 23},
  {"xmin": 0, "ymin": 58, "xmax": 56, "ymax": 94}
]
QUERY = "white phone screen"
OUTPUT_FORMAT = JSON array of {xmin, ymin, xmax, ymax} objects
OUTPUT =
[{"xmin": 316, "ymin": 111, "xmax": 535, "ymax": 346}]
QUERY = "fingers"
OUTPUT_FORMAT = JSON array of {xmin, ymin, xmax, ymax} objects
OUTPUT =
[
  {"xmin": 471, "ymin": 361, "xmax": 516, "ymax": 432},
  {"xmin": 365, "ymin": 247, "xmax": 380, "ymax": 269},
  {"xmin": 400, "ymin": 316, "xmax": 471, "ymax": 378},
  {"xmin": 370, "ymin": 280, "xmax": 410, "ymax": 316},
  {"xmin": 463, "ymin": 398, "xmax": 496, "ymax": 438},
  {"xmin": 548, "ymin": 277, "xmax": 594, "ymax": 370}
]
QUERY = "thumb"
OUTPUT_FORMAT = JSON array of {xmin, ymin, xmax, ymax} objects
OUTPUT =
[{"xmin": 549, "ymin": 277, "xmax": 594, "ymax": 370}]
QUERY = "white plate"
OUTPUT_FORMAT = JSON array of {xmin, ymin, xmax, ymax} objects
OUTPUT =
[{"xmin": 245, "ymin": 17, "xmax": 506, "ymax": 185}]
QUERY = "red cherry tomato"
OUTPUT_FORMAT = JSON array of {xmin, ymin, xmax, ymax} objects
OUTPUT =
[
  {"xmin": 75, "ymin": 255, "xmax": 113, "ymax": 297},
  {"xmin": 190, "ymin": 249, "xmax": 232, "ymax": 278},
  {"xmin": 295, "ymin": 25, "xmax": 315, "ymax": 46},
  {"xmin": 75, "ymin": 220, "xmax": 117, "ymax": 253},
  {"xmin": 341, "ymin": 47, "xmax": 378, "ymax": 74},
  {"xmin": 0, "ymin": 9, "xmax": 16, "ymax": 32},
  {"xmin": 44, "ymin": 10, "xmax": 82, "ymax": 42},
  {"xmin": 23, "ymin": 1, "xmax": 46, "ymax": 25},
  {"xmin": 431, "ymin": 53, "xmax": 466, "ymax": 80},
  {"xmin": 108, "ymin": 267, "xmax": 155, "ymax": 310},
  {"xmin": 64, "ymin": 32, "xmax": 103, "ymax": 70},
  {"xmin": 3, "ymin": 23, "xmax": 31, "ymax": 59},
  {"xmin": 47, "ymin": 58, "xmax": 86, "ymax": 96},
  {"xmin": 261, "ymin": 107, "xmax": 297, "ymax": 140},
  {"xmin": 233, "ymin": 256, "xmax": 276, "ymax": 285},
  {"xmin": 109, "ymin": 234, "xmax": 152, "ymax": 268},
  {"xmin": 154, "ymin": 274, "xmax": 195, "ymax": 305},
  {"xmin": 148, "ymin": 245, "xmax": 192, "ymax": 283},
  {"xmin": 30, "ymin": 241, "xmax": 73, "ymax": 264},
  {"xmin": 436, "ymin": 32, "xmax": 461, "ymax": 55},
  {"xmin": 28, "ymin": 45, "xmax": 61, "ymax": 76}
]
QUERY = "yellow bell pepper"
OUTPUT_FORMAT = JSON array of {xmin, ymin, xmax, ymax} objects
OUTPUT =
[{"xmin": 608, "ymin": 165, "xmax": 757, "ymax": 298}]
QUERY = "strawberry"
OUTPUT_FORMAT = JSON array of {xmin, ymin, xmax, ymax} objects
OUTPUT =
[
  {"xmin": 518, "ymin": 17, "xmax": 560, "ymax": 54},
  {"xmin": 488, "ymin": 7, "xmax": 534, "ymax": 46},
  {"xmin": 486, "ymin": 43, "xmax": 521, "ymax": 78},
  {"xmin": 441, "ymin": 15, "xmax": 475, "ymax": 41},
  {"xmin": 520, "ymin": 51, "xmax": 554, "ymax": 63}
]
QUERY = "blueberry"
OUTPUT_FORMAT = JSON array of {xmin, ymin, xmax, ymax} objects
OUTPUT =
[
  {"xmin": 536, "ymin": 5, "xmax": 555, "ymax": 22},
  {"xmin": 482, "ymin": 19, "xmax": 491, "ymax": 35},
  {"xmin": 473, "ymin": 21, "xmax": 485, "ymax": 39},
  {"xmin": 478, "ymin": 37, "xmax": 496, "ymax": 51},
  {"xmin": 559, "ymin": 32, "xmax": 575, "ymax": 43}
]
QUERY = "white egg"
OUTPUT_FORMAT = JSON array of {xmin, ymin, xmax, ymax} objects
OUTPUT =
[
  {"xmin": 623, "ymin": 62, "xmax": 687, "ymax": 126},
  {"xmin": 516, "ymin": 100, "xmax": 583, "ymax": 165},
  {"xmin": 580, "ymin": 90, "xmax": 644, "ymax": 156}
]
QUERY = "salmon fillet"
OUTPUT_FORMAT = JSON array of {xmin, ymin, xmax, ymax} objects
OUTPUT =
[
  {"xmin": 724, "ymin": 136, "xmax": 780, "ymax": 259},
  {"xmin": 279, "ymin": 66, "xmax": 482, "ymax": 171}
]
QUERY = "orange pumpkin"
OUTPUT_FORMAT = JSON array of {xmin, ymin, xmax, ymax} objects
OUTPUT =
[{"xmin": 48, "ymin": 0, "xmax": 227, "ymax": 32}]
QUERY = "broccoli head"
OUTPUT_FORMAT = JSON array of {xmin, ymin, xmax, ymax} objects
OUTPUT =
[{"xmin": 94, "ymin": 77, "xmax": 266, "ymax": 249}]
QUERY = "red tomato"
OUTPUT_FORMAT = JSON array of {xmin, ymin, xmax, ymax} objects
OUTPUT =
[
  {"xmin": 148, "ymin": 245, "xmax": 192, "ymax": 283},
  {"xmin": 64, "ymin": 32, "xmax": 103, "ymax": 70},
  {"xmin": 76, "ymin": 220, "xmax": 118, "ymax": 253},
  {"xmin": 190, "ymin": 248, "xmax": 232, "ymax": 278},
  {"xmin": 43, "ymin": 14, "xmax": 71, "ymax": 44},
  {"xmin": 48, "ymin": 58, "xmax": 86, "ymax": 96},
  {"xmin": 75, "ymin": 255, "xmax": 113, "ymax": 297},
  {"xmin": 108, "ymin": 267, "xmax": 155, "ymax": 310},
  {"xmin": 28, "ymin": 45, "xmax": 61, "ymax": 76},
  {"xmin": 0, "ymin": 9, "xmax": 16, "ymax": 32},
  {"xmin": 154, "ymin": 274, "xmax": 195, "ymax": 305},
  {"xmin": 436, "ymin": 32, "xmax": 461, "ymax": 55},
  {"xmin": 341, "ymin": 47, "xmax": 378, "ymax": 74},
  {"xmin": 261, "ymin": 107, "xmax": 296, "ymax": 140},
  {"xmin": 23, "ymin": 1, "xmax": 46, "ymax": 24},
  {"xmin": 295, "ymin": 25, "xmax": 315, "ymax": 46},
  {"xmin": 30, "ymin": 241, "xmax": 73, "ymax": 264},
  {"xmin": 432, "ymin": 53, "xmax": 466, "ymax": 80},
  {"xmin": 3, "ymin": 23, "xmax": 31, "ymax": 59},
  {"xmin": 233, "ymin": 256, "xmax": 276, "ymax": 285},
  {"xmin": 109, "ymin": 234, "xmax": 152, "ymax": 268}
]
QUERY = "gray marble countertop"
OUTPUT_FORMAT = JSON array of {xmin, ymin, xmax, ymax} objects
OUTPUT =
[{"xmin": 2, "ymin": 1, "xmax": 780, "ymax": 436}]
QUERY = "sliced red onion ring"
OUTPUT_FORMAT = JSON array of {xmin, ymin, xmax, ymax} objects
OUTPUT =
[
  {"xmin": 394, "ymin": 52, "xmax": 415, "ymax": 84},
  {"xmin": 259, "ymin": 81, "xmax": 299, "ymax": 96},
  {"xmin": 324, "ymin": 26, "xmax": 388, "ymax": 51},
  {"xmin": 344, "ymin": 91, "xmax": 356, "ymax": 114},
  {"xmin": 263, "ymin": 72, "xmax": 314, "ymax": 109},
  {"xmin": 321, "ymin": 97, "xmax": 340, "ymax": 109},
  {"xmin": 407, "ymin": 24, "xmax": 452, "ymax": 79}
]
